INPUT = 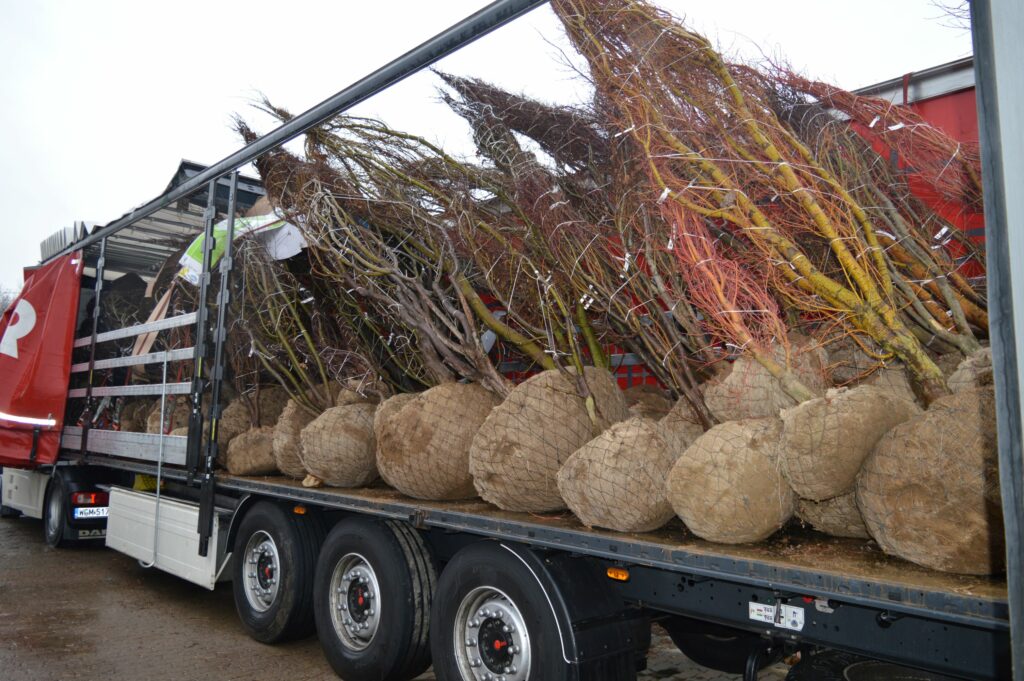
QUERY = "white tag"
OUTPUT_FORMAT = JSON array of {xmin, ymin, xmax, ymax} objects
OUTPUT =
[
  {"xmin": 748, "ymin": 602, "xmax": 776, "ymax": 624},
  {"xmin": 777, "ymin": 604, "xmax": 805, "ymax": 631},
  {"xmin": 748, "ymin": 601, "xmax": 805, "ymax": 631}
]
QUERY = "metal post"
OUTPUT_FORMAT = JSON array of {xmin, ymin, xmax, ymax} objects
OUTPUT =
[
  {"xmin": 198, "ymin": 171, "xmax": 239, "ymax": 557},
  {"xmin": 971, "ymin": 0, "xmax": 1024, "ymax": 677},
  {"xmin": 79, "ymin": 236, "xmax": 107, "ymax": 458},
  {"xmin": 185, "ymin": 179, "xmax": 220, "ymax": 481}
]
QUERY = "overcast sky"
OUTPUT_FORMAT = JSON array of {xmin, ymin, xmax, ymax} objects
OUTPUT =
[{"xmin": 0, "ymin": 0, "xmax": 972, "ymax": 291}]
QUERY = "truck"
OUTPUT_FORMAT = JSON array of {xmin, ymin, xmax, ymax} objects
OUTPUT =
[{"xmin": 0, "ymin": 2, "xmax": 1020, "ymax": 679}]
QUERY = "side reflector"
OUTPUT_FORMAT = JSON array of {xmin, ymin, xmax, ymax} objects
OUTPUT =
[
  {"xmin": 293, "ymin": 505, "xmax": 307, "ymax": 515},
  {"xmin": 606, "ymin": 567, "xmax": 630, "ymax": 582}
]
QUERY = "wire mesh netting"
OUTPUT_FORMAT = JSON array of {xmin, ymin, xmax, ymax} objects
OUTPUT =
[
  {"xmin": 376, "ymin": 382, "xmax": 501, "ymax": 501},
  {"xmin": 469, "ymin": 367, "xmax": 629, "ymax": 512},
  {"xmin": 702, "ymin": 339, "xmax": 829, "ymax": 422},
  {"xmin": 666, "ymin": 417, "xmax": 794, "ymax": 544},
  {"xmin": 778, "ymin": 385, "xmax": 922, "ymax": 501},
  {"xmin": 558, "ymin": 416, "xmax": 678, "ymax": 532},
  {"xmin": 273, "ymin": 398, "xmax": 318, "ymax": 479},
  {"xmin": 856, "ymin": 387, "xmax": 1002, "ymax": 575},
  {"xmin": 299, "ymin": 402, "xmax": 378, "ymax": 487},
  {"xmin": 797, "ymin": 492, "xmax": 870, "ymax": 540},
  {"xmin": 225, "ymin": 426, "xmax": 277, "ymax": 476}
]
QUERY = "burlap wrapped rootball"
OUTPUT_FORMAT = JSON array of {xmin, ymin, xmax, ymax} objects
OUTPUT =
[
  {"xmin": 216, "ymin": 385, "xmax": 290, "ymax": 449},
  {"xmin": 703, "ymin": 337, "xmax": 828, "ymax": 421},
  {"xmin": 778, "ymin": 385, "xmax": 921, "ymax": 500},
  {"xmin": 948, "ymin": 348, "xmax": 993, "ymax": 393},
  {"xmin": 857, "ymin": 388, "xmax": 1004, "ymax": 575},
  {"xmin": 225, "ymin": 426, "xmax": 277, "ymax": 476},
  {"xmin": 273, "ymin": 399, "xmax": 318, "ymax": 479},
  {"xmin": 146, "ymin": 397, "xmax": 191, "ymax": 434},
  {"xmin": 374, "ymin": 393, "xmax": 418, "ymax": 440},
  {"xmin": 862, "ymin": 366, "xmax": 919, "ymax": 406},
  {"xmin": 797, "ymin": 493, "xmax": 869, "ymax": 539},
  {"xmin": 623, "ymin": 384, "xmax": 673, "ymax": 420},
  {"xmin": 299, "ymin": 403, "xmax": 378, "ymax": 487},
  {"xmin": 825, "ymin": 336, "xmax": 878, "ymax": 385},
  {"xmin": 558, "ymin": 417, "xmax": 679, "ymax": 533},
  {"xmin": 118, "ymin": 399, "xmax": 152, "ymax": 433},
  {"xmin": 658, "ymin": 399, "xmax": 707, "ymax": 456},
  {"xmin": 273, "ymin": 388, "xmax": 373, "ymax": 479},
  {"xmin": 469, "ymin": 367, "xmax": 629, "ymax": 512},
  {"xmin": 377, "ymin": 383, "xmax": 500, "ymax": 500},
  {"xmin": 667, "ymin": 418, "xmax": 794, "ymax": 544}
]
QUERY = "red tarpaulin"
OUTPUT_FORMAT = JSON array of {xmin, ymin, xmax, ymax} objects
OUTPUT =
[{"xmin": 0, "ymin": 253, "xmax": 83, "ymax": 467}]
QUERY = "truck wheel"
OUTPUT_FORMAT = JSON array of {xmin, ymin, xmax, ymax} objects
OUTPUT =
[
  {"xmin": 313, "ymin": 518, "xmax": 435, "ymax": 681},
  {"xmin": 43, "ymin": 476, "xmax": 68, "ymax": 547},
  {"xmin": 786, "ymin": 649, "xmax": 960, "ymax": 680},
  {"xmin": 661, "ymin": 615, "xmax": 779, "ymax": 674},
  {"xmin": 431, "ymin": 542, "xmax": 571, "ymax": 681},
  {"xmin": 232, "ymin": 501, "xmax": 324, "ymax": 643}
]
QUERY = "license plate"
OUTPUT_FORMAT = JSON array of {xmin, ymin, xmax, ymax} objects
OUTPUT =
[{"xmin": 73, "ymin": 506, "xmax": 109, "ymax": 519}]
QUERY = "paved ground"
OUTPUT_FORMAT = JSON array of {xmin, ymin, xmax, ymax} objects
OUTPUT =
[{"xmin": 0, "ymin": 515, "xmax": 789, "ymax": 680}]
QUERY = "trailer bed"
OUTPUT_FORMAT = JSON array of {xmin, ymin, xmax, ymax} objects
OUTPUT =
[{"xmin": 90, "ymin": 454, "xmax": 1009, "ymax": 633}]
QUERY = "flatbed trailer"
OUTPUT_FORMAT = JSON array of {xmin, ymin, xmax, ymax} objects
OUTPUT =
[{"xmin": 1, "ymin": 1, "xmax": 1020, "ymax": 680}]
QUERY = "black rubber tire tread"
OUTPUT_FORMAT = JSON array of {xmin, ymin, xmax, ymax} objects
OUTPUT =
[
  {"xmin": 231, "ymin": 501, "xmax": 323, "ymax": 644},
  {"xmin": 431, "ymin": 542, "xmax": 576, "ymax": 681},
  {"xmin": 385, "ymin": 519, "xmax": 436, "ymax": 680},
  {"xmin": 313, "ymin": 517, "xmax": 436, "ymax": 681},
  {"xmin": 786, "ymin": 649, "xmax": 960, "ymax": 680},
  {"xmin": 661, "ymin": 616, "xmax": 776, "ymax": 674},
  {"xmin": 43, "ymin": 476, "xmax": 67, "ymax": 548}
]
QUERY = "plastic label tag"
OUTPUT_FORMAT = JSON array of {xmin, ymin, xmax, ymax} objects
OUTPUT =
[
  {"xmin": 777, "ymin": 604, "xmax": 805, "ymax": 631},
  {"xmin": 748, "ymin": 602, "xmax": 776, "ymax": 624},
  {"xmin": 748, "ymin": 602, "xmax": 805, "ymax": 631}
]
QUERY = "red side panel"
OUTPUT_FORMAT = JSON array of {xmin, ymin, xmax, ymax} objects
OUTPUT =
[{"xmin": 0, "ymin": 253, "xmax": 83, "ymax": 467}]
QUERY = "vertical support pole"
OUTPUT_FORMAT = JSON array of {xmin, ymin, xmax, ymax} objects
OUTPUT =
[
  {"xmin": 79, "ymin": 236, "xmax": 107, "ymax": 458},
  {"xmin": 198, "ymin": 172, "xmax": 239, "ymax": 557},
  {"xmin": 186, "ymin": 179, "xmax": 220, "ymax": 482},
  {"xmin": 972, "ymin": 0, "xmax": 1024, "ymax": 677}
]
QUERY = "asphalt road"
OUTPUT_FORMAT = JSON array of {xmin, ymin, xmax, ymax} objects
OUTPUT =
[{"xmin": 0, "ymin": 514, "xmax": 789, "ymax": 680}]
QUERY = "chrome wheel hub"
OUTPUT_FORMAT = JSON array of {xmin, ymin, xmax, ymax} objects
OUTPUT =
[
  {"xmin": 454, "ymin": 587, "xmax": 531, "ymax": 681},
  {"xmin": 243, "ymin": 530, "xmax": 280, "ymax": 613},
  {"xmin": 329, "ymin": 553, "xmax": 381, "ymax": 651}
]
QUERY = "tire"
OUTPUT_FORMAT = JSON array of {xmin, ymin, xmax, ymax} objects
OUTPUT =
[
  {"xmin": 786, "ymin": 649, "xmax": 961, "ymax": 680},
  {"xmin": 661, "ymin": 615, "xmax": 778, "ymax": 674},
  {"xmin": 313, "ymin": 517, "xmax": 435, "ymax": 681},
  {"xmin": 43, "ymin": 476, "xmax": 68, "ymax": 547},
  {"xmin": 431, "ymin": 542, "xmax": 573, "ymax": 681},
  {"xmin": 231, "ymin": 501, "xmax": 324, "ymax": 643}
]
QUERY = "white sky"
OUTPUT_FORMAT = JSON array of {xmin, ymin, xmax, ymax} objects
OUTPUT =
[{"xmin": 0, "ymin": 0, "xmax": 972, "ymax": 290}]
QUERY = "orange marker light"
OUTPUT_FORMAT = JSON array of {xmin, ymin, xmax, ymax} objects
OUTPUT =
[
  {"xmin": 293, "ymin": 505, "xmax": 308, "ymax": 515},
  {"xmin": 606, "ymin": 567, "xmax": 630, "ymax": 582}
]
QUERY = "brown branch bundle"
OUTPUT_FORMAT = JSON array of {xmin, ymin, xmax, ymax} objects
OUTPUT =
[{"xmin": 549, "ymin": 0, "xmax": 983, "ymax": 401}]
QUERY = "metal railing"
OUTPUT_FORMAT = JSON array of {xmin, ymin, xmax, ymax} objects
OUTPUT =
[{"xmin": 59, "ymin": 0, "xmax": 550, "ymax": 556}]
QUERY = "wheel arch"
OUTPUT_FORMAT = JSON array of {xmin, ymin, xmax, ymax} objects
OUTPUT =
[{"xmin": 492, "ymin": 541, "xmax": 646, "ymax": 673}]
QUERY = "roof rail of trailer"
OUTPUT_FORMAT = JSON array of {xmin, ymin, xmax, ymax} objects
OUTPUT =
[{"xmin": 853, "ymin": 56, "xmax": 975, "ymax": 105}]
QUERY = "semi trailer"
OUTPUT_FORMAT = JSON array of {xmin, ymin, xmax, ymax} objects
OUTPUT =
[{"xmin": 0, "ymin": 2, "xmax": 1020, "ymax": 680}]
